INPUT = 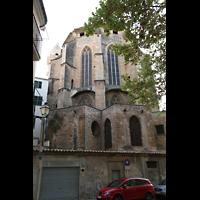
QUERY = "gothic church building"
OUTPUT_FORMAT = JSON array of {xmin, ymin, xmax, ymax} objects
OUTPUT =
[
  {"xmin": 46, "ymin": 26, "xmax": 166, "ymax": 152},
  {"xmin": 33, "ymin": 26, "xmax": 166, "ymax": 199}
]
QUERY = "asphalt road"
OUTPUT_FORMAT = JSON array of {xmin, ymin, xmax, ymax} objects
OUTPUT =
[{"xmin": 154, "ymin": 197, "xmax": 166, "ymax": 200}]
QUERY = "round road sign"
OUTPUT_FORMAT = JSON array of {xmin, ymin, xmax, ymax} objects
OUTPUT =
[
  {"xmin": 124, "ymin": 159, "xmax": 130, "ymax": 166},
  {"xmin": 81, "ymin": 168, "xmax": 85, "ymax": 173}
]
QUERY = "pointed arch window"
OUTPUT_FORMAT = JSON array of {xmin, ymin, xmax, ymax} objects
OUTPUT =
[
  {"xmin": 107, "ymin": 45, "xmax": 120, "ymax": 85},
  {"xmin": 130, "ymin": 115, "xmax": 142, "ymax": 146},
  {"xmin": 105, "ymin": 118, "xmax": 112, "ymax": 149},
  {"xmin": 82, "ymin": 46, "xmax": 92, "ymax": 87}
]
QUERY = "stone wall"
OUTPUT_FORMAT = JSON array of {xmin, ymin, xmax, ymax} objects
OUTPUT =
[
  {"xmin": 47, "ymin": 104, "xmax": 165, "ymax": 151},
  {"xmin": 94, "ymin": 80, "xmax": 105, "ymax": 110},
  {"xmin": 84, "ymin": 106, "xmax": 102, "ymax": 150},
  {"xmin": 47, "ymin": 106, "xmax": 86, "ymax": 150},
  {"xmin": 47, "ymin": 105, "xmax": 102, "ymax": 150},
  {"xmin": 47, "ymin": 55, "xmax": 62, "ymax": 110},
  {"xmin": 151, "ymin": 112, "xmax": 166, "ymax": 150},
  {"xmin": 102, "ymin": 104, "xmax": 158, "ymax": 151},
  {"xmin": 46, "ymin": 27, "xmax": 166, "ymax": 153},
  {"xmin": 33, "ymin": 150, "xmax": 166, "ymax": 200}
]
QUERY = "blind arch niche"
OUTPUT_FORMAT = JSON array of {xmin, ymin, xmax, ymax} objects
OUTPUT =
[
  {"xmin": 104, "ymin": 118, "xmax": 112, "ymax": 149},
  {"xmin": 129, "ymin": 115, "xmax": 142, "ymax": 146}
]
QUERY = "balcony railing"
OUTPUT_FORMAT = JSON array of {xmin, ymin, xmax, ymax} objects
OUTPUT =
[{"xmin": 33, "ymin": 14, "xmax": 43, "ymax": 60}]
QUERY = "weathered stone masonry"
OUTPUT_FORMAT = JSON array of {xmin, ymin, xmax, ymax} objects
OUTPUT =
[
  {"xmin": 46, "ymin": 25, "xmax": 166, "ymax": 152},
  {"xmin": 33, "ymin": 26, "xmax": 166, "ymax": 200}
]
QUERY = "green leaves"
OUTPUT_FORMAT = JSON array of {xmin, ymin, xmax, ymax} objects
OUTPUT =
[{"xmin": 83, "ymin": 0, "xmax": 166, "ymax": 111}]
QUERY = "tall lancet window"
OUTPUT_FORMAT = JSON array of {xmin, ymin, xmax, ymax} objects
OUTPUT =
[
  {"xmin": 81, "ymin": 46, "xmax": 92, "ymax": 87},
  {"xmin": 107, "ymin": 45, "xmax": 120, "ymax": 85}
]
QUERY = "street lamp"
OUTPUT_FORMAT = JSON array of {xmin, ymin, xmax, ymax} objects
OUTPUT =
[
  {"xmin": 35, "ymin": 102, "xmax": 50, "ymax": 200},
  {"xmin": 40, "ymin": 102, "xmax": 50, "ymax": 116}
]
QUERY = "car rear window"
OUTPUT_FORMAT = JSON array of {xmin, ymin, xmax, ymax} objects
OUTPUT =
[
  {"xmin": 135, "ymin": 179, "xmax": 148, "ymax": 185},
  {"xmin": 142, "ymin": 180, "xmax": 148, "ymax": 185},
  {"xmin": 159, "ymin": 179, "xmax": 166, "ymax": 185}
]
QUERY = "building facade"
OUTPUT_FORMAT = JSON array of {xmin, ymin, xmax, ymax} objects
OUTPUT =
[
  {"xmin": 46, "ymin": 26, "xmax": 166, "ymax": 152},
  {"xmin": 47, "ymin": 26, "xmax": 141, "ymax": 110},
  {"xmin": 33, "ymin": 26, "xmax": 166, "ymax": 200},
  {"xmin": 33, "ymin": 77, "xmax": 49, "ymax": 145},
  {"xmin": 33, "ymin": 149, "xmax": 166, "ymax": 200},
  {"xmin": 33, "ymin": 0, "xmax": 48, "ymax": 135},
  {"xmin": 33, "ymin": 0, "xmax": 47, "ymax": 81}
]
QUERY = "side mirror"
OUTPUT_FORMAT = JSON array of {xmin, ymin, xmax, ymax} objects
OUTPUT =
[{"xmin": 123, "ymin": 185, "xmax": 127, "ymax": 189}]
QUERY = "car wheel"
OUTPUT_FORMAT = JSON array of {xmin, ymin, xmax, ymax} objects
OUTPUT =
[
  {"xmin": 113, "ymin": 194, "xmax": 122, "ymax": 200},
  {"xmin": 145, "ymin": 192, "xmax": 153, "ymax": 200}
]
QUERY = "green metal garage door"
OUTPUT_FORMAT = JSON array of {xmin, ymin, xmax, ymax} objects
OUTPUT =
[{"xmin": 39, "ymin": 167, "xmax": 79, "ymax": 200}]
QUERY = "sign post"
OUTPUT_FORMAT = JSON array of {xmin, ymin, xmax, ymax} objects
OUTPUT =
[{"xmin": 124, "ymin": 159, "xmax": 131, "ymax": 178}]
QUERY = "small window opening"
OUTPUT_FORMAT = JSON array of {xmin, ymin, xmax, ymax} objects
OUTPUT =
[
  {"xmin": 146, "ymin": 161, "xmax": 157, "ymax": 168},
  {"xmin": 80, "ymin": 32, "xmax": 84, "ymax": 37},
  {"xmin": 155, "ymin": 125, "xmax": 165, "ymax": 135},
  {"xmin": 71, "ymin": 79, "xmax": 74, "ymax": 89},
  {"xmin": 55, "ymin": 53, "xmax": 58, "ymax": 55}
]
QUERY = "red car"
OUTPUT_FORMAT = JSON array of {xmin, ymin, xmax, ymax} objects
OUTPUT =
[{"xmin": 96, "ymin": 178, "xmax": 155, "ymax": 200}]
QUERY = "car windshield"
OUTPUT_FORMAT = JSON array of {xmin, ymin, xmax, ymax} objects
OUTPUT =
[
  {"xmin": 159, "ymin": 179, "xmax": 166, "ymax": 185},
  {"xmin": 107, "ymin": 180, "xmax": 125, "ymax": 188}
]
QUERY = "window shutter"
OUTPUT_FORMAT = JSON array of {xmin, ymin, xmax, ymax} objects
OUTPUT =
[
  {"xmin": 38, "ymin": 96, "xmax": 42, "ymax": 106},
  {"xmin": 39, "ymin": 81, "xmax": 42, "ymax": 89},
  {"xmin": 34, "ymin": 81, "xmax": 38, "ymax": 88}
]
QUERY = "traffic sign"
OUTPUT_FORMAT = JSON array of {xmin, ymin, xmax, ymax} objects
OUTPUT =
[
  {"xmin": 124, "ymin": 159, "xmax": 130, "ymax": 166},
  {"xmin": 81, "ymin": 168, "xmax": 85, "ymax": 173},
  {"xmin": 81, "ymin": 168, "xmax": 85, "ymax": 175}
]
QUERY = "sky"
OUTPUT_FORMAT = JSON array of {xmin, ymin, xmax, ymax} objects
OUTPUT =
[{"xmin": 35, "ymin": 0, "xmax": 101, "ymax": 78}]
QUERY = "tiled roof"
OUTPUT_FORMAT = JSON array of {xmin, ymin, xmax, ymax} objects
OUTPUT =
[{"xmin": 33, "ymin": 148, "xmax": 166, "ymax": 156}]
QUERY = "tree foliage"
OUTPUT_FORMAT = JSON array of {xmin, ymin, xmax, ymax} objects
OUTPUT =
[{"xmin": 83, "ymin": 0, "xmax": 166, "ymax": 112}]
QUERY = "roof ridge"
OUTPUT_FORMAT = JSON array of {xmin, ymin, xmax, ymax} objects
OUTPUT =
[{"xmin": 33, "ymin": 148, "xmax": 166, "ymax": 154}]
